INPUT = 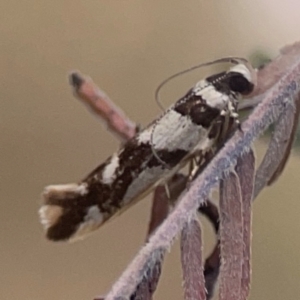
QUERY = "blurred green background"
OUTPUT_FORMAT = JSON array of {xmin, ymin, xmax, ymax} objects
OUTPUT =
[{"xmin": 1, "ymin": 1, "xmax": 300, "ymax": 299}]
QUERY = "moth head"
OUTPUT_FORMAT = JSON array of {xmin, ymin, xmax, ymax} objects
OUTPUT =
[{"xmin": 226, "ymin": 63, "xmax": 256, "ymax": 96}]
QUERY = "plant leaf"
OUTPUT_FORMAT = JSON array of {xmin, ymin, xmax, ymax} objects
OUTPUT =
[
  {"xmin": 219, "ymin": 172, "xmax": 243, "ymax": 300},
  {"xmin": 235, "ymin": 150, "xmax": 255, "ymax": 300}
]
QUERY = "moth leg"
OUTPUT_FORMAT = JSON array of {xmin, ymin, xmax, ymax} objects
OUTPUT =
[
  {"xmin": 188, "ymin": 151, "xmax": 213, "ymax": 183},
  {"xmin": 188, "ymin": 157, "xmax": 201, "ymax": 181},
  {"xmin": 164, "ymin": 182, "xmax": 171, "ymax": 199},
  {"xmin": 220, "ymin": 114, "xmax": 241, "ymax": 140}
]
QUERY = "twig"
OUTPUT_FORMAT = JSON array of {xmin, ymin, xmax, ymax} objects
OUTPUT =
[{"xmin": 70, "ymin": 71, "xmax": 138, "ymax": 142}]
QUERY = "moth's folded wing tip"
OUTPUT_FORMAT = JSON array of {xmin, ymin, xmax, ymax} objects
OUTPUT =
[
  {"xmin": 43, "ymin": 183, "xmax": 88, "ymax": 203},
  {"xmin": 38, "ymin": 204, "xmax": 73, "ymax": 242},
  {"xmin": 39, "ymin": 183, "xmax": 104, "ymax": 242}
]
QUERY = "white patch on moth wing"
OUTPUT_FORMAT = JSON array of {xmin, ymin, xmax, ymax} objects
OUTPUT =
[
  {"xmin": 229, "ymin": 64, "xmax": 252, "ymax": 82},
  {"xmin": 102, "ymin": 154, "xmax": 120, "ymax": 184},
  {"xmin": 150, "ymin": 110, "xmax": 208, "ymax": 152},
  {"xmin": 123, "ymin": 166, "xmax": 166, "ymax": 204},
  {"xmin": 196, "ymin": 85, "xmax": 230, "ymax": 110},
  {"xmin": 43, "ymin": 183, "xmax": 88, "ymax": 201},
  {"xmin": 136, "ymin": 125, "xmax": 153, "ymax": 145},
  {"xmin": 39, "ymin": 205, "xmax": 63, "ymax": 229},
  {"xmin": 69, "ymin": 205, "xmax": 104, "ymax": 242}
]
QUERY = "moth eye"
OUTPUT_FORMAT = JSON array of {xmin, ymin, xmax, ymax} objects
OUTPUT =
[{"xmin": 228, "ymin": 73, "xmax": 254, "ymax": 95}]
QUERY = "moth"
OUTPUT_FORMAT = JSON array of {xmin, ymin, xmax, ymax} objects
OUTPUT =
[{"xmin": 39, "ymin": 59, "xmax": 255, "ymax": 242}]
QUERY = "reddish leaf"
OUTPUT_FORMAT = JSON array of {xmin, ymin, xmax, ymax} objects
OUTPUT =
[
  {"xmin": 255, "ymin": 94, "xmax": 300, "ymax": 197},
  {"xmin": 236, "ymin": 150, "xmax": 255, "ymax": 300},
  {"xmin": 219, "ymin": 172, "xmax": 243, "ymax": 300},
  {"xmin": 181, "ymin": 218, "xmax": 206, "ymax": 300}
]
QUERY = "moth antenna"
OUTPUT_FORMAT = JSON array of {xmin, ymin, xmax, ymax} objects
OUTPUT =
[
  {"xmin": 155, "ymin": 56, "xmax": 251, "ymax": 111},
  {"xmin": 149, "ymin": 118, "xmax": 171, "ymax": 168}
]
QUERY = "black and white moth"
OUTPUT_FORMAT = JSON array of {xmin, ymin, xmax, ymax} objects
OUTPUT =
[{"xmin": 39, "ymin": 62, "xmax": 255, "ymax": 242}]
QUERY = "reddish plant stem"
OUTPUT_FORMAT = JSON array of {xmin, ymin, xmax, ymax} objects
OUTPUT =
[{"xmin": 70, "ymin": 71, "xmax": 137, "ymax": 142}]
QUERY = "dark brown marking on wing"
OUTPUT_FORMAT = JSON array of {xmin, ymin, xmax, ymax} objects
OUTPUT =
[
  {"xmin": 109, "ymin": 140, "xmax": 187, "ymax": 207},
  {"xmin": 174, "ymin": 94, "xmax": 220, "ymax": 128}
]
